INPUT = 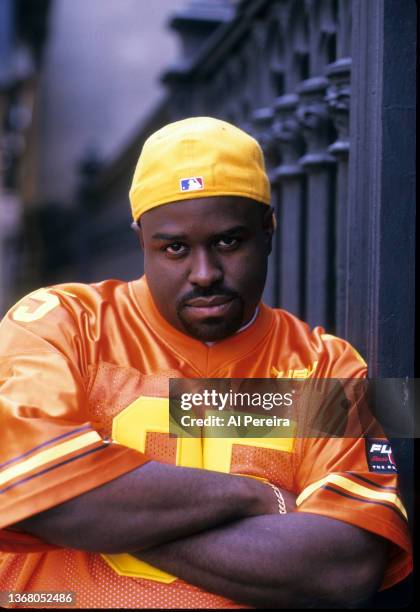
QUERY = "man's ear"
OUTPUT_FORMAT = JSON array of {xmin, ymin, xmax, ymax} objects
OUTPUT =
[
  {"xmin": 262, "ymin": 206, "xmax": 275, "ymax": 255},
  {"xmin": 131, "ymin": 221, "xmax": 144, "ymax": 250}
]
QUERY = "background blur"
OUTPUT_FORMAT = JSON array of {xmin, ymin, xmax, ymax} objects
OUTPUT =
[{"xmin": 0, "ymin": 0, "xmax": 416, "ymax": 605}]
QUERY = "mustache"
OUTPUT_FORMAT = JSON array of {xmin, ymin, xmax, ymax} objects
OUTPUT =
[{"xmin": 178, "ymin": 287, "xmax": 239, "ymax": 307}]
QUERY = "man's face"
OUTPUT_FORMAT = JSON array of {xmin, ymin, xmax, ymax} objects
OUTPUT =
[{"xmin": 138, "ymin": 196, "xmax": 274, "ymax": 342}]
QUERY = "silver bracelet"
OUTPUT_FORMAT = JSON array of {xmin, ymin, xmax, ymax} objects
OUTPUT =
[{"xmin": 268, "ymin": 482, "xmax": 287, "ymax": 514}]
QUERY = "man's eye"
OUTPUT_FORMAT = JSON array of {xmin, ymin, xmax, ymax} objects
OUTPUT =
[
  {"xmin": 165, "ymin": 243, "xmax": 187, "ymax": 255},
  {"xmin": 217, "ymin": 237, "xmax": 239, "ymax": 249}
]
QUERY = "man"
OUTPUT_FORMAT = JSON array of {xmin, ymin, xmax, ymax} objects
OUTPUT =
[{"xmin": 0, "ymin": 117, "xmax": 412, "ymax": 608}]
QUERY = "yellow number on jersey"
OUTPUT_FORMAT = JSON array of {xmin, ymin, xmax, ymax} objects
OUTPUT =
[
  {"xmin": 202, "ymin": 409, "xmax": 295, "ymax": 474},
  {"xmin": 12, "ymin": 289, "xmax": 60, "ymax": 322},
  {"xmin": 102, "ymin": 396, "xmax": 202, "ymax": 583}
]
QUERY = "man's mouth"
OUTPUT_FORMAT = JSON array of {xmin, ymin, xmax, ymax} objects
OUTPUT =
[{"xmin": 183, "ymin": 295, "xmax": 236, "ymax": 318}]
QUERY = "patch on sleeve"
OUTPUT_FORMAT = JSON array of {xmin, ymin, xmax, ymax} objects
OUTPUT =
[{"xmin": 365, "ymin": 438, "xmax": 398, "ymax": 473}]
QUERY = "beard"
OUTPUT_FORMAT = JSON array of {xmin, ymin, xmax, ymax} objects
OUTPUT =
[{"xmin": 176, "ymin": 294, "xmax": 245, "ymax": 342}]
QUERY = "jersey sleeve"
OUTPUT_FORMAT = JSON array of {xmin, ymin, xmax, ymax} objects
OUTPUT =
[
  {"xmin": 0, "ymin": 287, "xmax": 149, "ymax": 551},
  {"xmin": 294, "ymin": 332, "xmax": 412, "ymax": 590}
]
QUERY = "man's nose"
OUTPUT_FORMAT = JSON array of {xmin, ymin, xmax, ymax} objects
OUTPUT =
[{"xmin": 188, "ymin": 249, "xmax": 223, "ymax": 287}]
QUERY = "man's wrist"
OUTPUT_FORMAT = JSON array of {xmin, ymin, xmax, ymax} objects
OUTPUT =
[
  {"xmin": 229, "ymin": 473, "xmax": 296, "ymax": 516},
  {"xmin": 266, "ymin": 483, "xmax": 287, "ymax": 514},
  {"xmin": 232, "ymin": 475, "xmax": 283, "ymax": 517}
]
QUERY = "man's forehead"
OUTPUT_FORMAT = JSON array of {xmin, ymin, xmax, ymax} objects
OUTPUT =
[{"xmin": 140, "ymin": 196, "xmax": 264, "ymax": 230}]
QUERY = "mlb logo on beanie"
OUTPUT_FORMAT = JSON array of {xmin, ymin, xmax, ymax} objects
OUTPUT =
[{"xmin": 180, "ymin": 177, "xmax": 204, "ymax": 192}]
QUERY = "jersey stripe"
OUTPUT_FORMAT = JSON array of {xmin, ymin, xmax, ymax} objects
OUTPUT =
[
  {"xmin": 0, "ymin": 425, "xmax": 92, "ymax": 470},
  {"xmin": 347, "ymin": 472, "xmax": 399, "ymax": 491},
  {"xmin": 0, "ymin": 431, "xmax": 102, "ymax": 488},
  {"xmin": 322, "ymin": 485, "xmax": 407, "ymax": 520},
  {"xmin": 296, "ymin": 473, "xmax": 407, "ymax": 520},
  {"xmin": 0, "ymin": 444, "xmax": 109, "ymax": 494}
]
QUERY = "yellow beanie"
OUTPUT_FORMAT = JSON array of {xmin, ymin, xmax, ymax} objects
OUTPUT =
[{"xmin": 129, "ymin": 116, "xmax": 271, "ymax": 221}]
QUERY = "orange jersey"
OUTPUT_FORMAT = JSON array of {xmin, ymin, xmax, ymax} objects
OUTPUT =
[{"xmin": 0, "ymin": 276, "xmax": 412, "ymax": 608}]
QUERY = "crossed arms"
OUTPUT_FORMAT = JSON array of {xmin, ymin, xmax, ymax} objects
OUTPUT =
[{"xmin": 16, "ymin": 461, "xmax": 387, "ymax": 608}]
